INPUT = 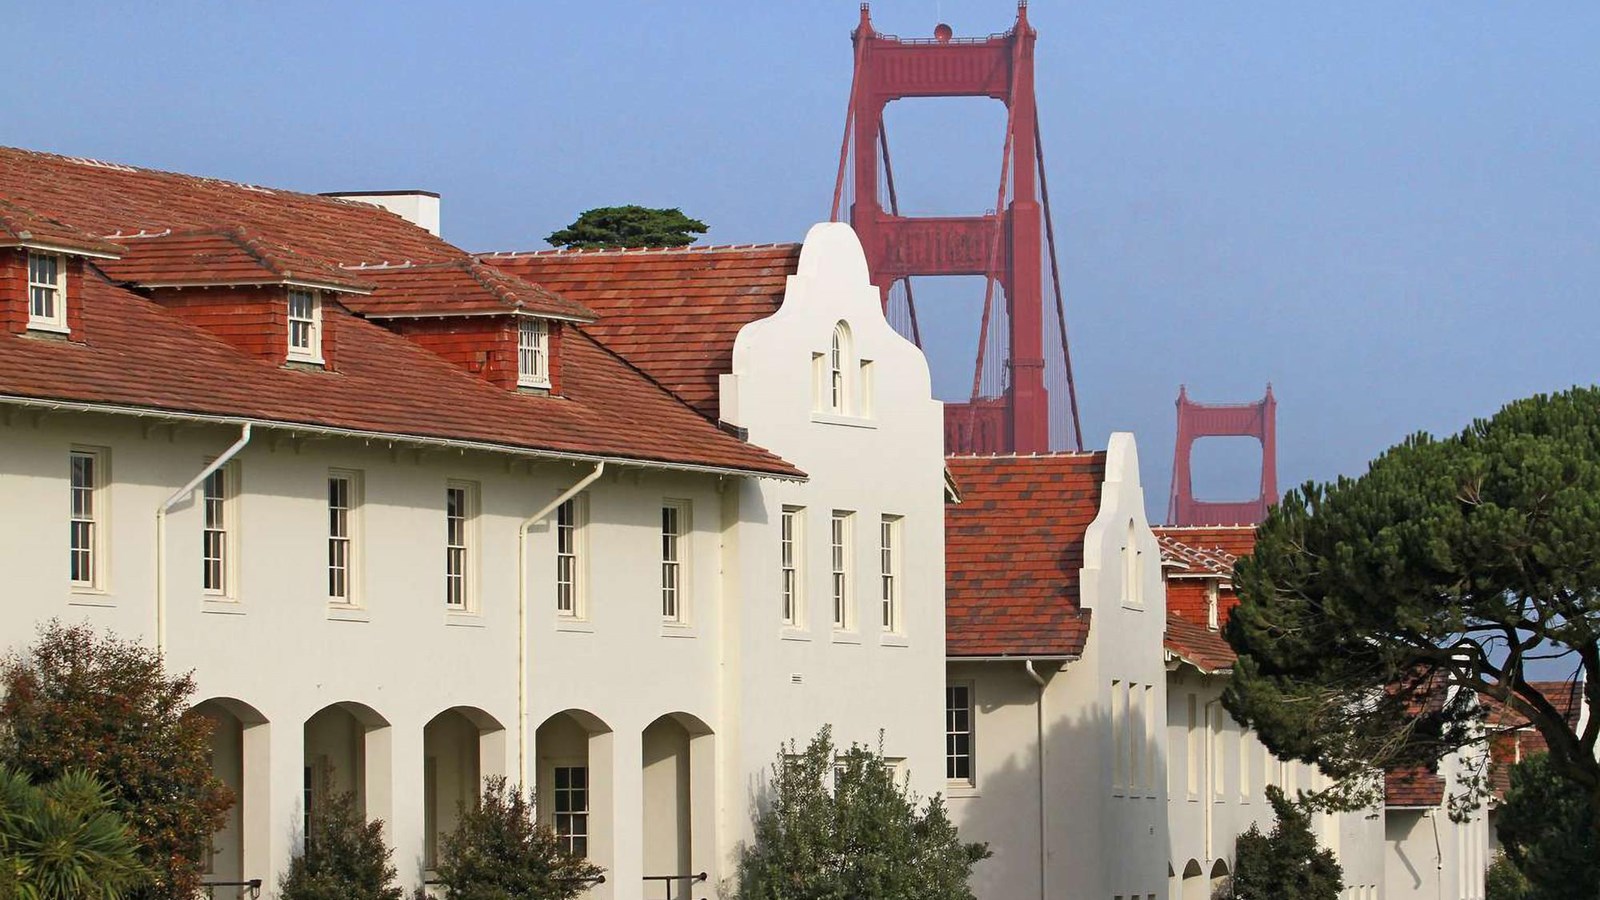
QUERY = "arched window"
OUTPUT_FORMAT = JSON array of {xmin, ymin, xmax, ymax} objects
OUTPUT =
[
  {"xmin": 1123, "ymin": 518, "xmax": 1143, "ymax": 608},
  {"xmin": 828, "ymin": 321, "xmax": 851, "ymax": 414}
]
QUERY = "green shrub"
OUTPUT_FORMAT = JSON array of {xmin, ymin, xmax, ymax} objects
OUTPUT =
[
  {"xmin": 279, "ymin": 789, "xmax": 402, "ymax": 900},
  {"xmin": 1226, "ymin": 786, "xmax": 1343, "ymax": 900},
  {"xmin": 431, "ymin": 776, "xmax": 603, "ymax": 900},
  {"xmin": 0, "ymin": 765, "xmax": 147, "ymax": 899}
]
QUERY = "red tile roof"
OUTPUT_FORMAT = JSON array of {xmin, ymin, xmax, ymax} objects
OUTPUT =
[
  {"xmin": 344, "ymin": 259, "xmax": 595, "ymax": 322},
  {"xmin": 1481, "ymin": 680, "xmax": 1587, "ymax": 800},
  {"xmin": 1385, "ymin": 766, "xmax": 1447, "ymax": 808},
  {"xmin": 0, "ymin": 197, "xmax": 124, "ymax": 258},
  {"xmin": 1153, "ymin": 526, "xmax": 1257, "ymax": 573},
  {"xmin": 481, "ymin": 244, "xmax": 802, "ymax": 418},
  {"xmin": 944, "ymin": 453, "xmax": 1104, "ymax": 658},
  {"xmin": 1164, "ymin": 614, "xmax": 1236, "ymax": 673},
  {"xmin": 0, "ymin": 147, "xmax": 802, "ymax": 479},
  {"xmin": 99, "ymin": 229, "xmax": 375, "ymax": 292}
]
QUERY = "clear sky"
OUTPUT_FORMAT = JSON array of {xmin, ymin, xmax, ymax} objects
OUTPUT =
[{"xmin": 5, "ymin": 1, "xmax": 1598, "ymax": 518}]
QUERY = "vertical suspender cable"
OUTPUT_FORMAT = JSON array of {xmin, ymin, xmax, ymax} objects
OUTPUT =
[{"xmin": 1034, "ymin": 108, "xmax": 1085, "ymax": 450}]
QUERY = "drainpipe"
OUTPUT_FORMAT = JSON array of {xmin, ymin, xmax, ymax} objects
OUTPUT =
[
  {"xmin": 1024, "ymin": 660, "xmax": 1047, "ymax": 900},
  {"xmin": 155, "ymin": 423, "xmax": 252, "ymax": 651},
  {"xmin": 517, "ymin": 462, "xmax": 605, "ymax": 785},
  {"xmin": 1429, "ymin": 810, "xmax": 1443, "ymax": 900}
]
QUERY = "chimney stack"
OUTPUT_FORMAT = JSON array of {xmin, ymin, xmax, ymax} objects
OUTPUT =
[{"xmin": 321, "ymin": 190, "xmax": 441, "ymax": 236}]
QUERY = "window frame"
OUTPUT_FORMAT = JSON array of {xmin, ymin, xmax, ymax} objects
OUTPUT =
[
  {"xmin": 201, "ymin": 462, "xmax": 239, "ymax": 598},
  {"xmin": 780, "ymin": 506, "xmax": 804, "ymax": 627},
  {"xmin": 830, "ymin": 510, "xmax": 854, "ymax": 630},
  {"xmin": 555, "ymin": 495, "xmax": 586, "ymax": 618},
  {"xmin": 68, "ymin": 447, "xmax": 107, "ymax": 591},
  {"xmin": 879, "ymin": 514, "xmax": 902, "ymax": 633},
  {"xmin": 946, "ymin": 682, "xmax": 975, "ymax": 787},
  {"xmin": 444, "ymin": 481, "xmax": 478, "ymax": 611},
  {"xmin": 27, "ymin": 252, "xmax": 67, "ymax": 332},
  {"xmin": 517, "ymin": 317, "xmax": 551, "ymax": 388},
  {"xmin": 286, "ymin": 288, "xmax": 323, "ymax": 363},
  {"xmin": 660, "ymin": 499, "xmax": 690, "ymax": 624},
  {"xmin": 551, "ymin": 764, "xmax": 589, "ymax": 858},
  {"xmin": 327, "ymin": 470, "xmax": 361, "ymax": 605}
]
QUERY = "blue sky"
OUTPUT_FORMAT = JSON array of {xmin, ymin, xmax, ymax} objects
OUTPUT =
[{"xmin": 5, "ymin": 1, "xmax": 1598, "ymax": 519}]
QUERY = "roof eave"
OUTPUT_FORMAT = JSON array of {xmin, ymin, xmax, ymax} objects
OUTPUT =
[
  {"xmin": 1, "ymin": 239, "xmax": 123, "ymax": 260},
  {"xmin": 126, "ymin": 277, "xmax": 374, "ymax": 295}
]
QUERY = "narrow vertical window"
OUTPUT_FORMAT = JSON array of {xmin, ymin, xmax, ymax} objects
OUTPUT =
[
  {"xmin": 445, "ymin": 483, "xmax": 475, "ymax": 609},
  {"xmin": 661, "ymin": 501, "xmax": 688, "ymax": 623},
  {"xmin": 553, "ymin": 766, "xmax": 588, "ymax": 856},
  {"xmin": 1206, "ymin": 582, "xmax": 1220, "ymax": 630},
  {"xmin": 1143, "ymin": 684, "xmax": 1157, "ymax": 790},
  {"xmin": 286, "ymin": 289, "xmax": 321, "ymax": 361},
  {"xmin": 1128, "ymin": 682, "xmax": 1142, "ymax": 793},
  {"xmin": 1211, "ymin": 707, "xmax": 1225, "ymax": 799},
  {"xmin": 1122, "ymin": 518, "xmax": 1142, "ymax": 607},
  {"xmin": 1185, "ymin": 693, "xmax": 1199, "ymax": 798},
  {"xmin": 829, "ymin": 325, "xmax": 846, "ymax": 412},
  {"xmin": 946, "ymin": 684, "xmax": 974, "ymax": 784},
  {"xmin": 1111, "ymin": 679, "xmax": 1125, "ymax": 790},
  {"xmin": 327, "ymin": 472, "xmax": 359, "ymax": 603},
  {"xmin": 518, "ymin": 318, "xmax": 550, "ymax": 387},
  {"xmin": 830, "ymin": 511, "xmax": 852, "ymax": 629},
  {"xmin": 27, "ymin": 252, "xmax": 66, "ymax": 330},
  {"xmin": 879, "ymin": 515, "xmax": 901, "ymax": 632},
  {"xmin": 1239, "ymin": 724, "xmax": 1251, "ymax": 800},
  {"xmin": 202, "ymin": 467, "xmax": 231, "ymax": 595},
  {"xmin": 68, "ymin": 450, "xmax": 101, "ymax": 588},
  {"xmin": 555, "ymin": 497, "xmax": 582, "ymax": 616},
  {"xmin": 780, "ymin": 507, "xmax": 802, "ymax": 626}
]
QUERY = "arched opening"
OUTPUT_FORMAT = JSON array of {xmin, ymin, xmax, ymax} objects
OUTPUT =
[
  {"xmin": 303, "ymin": 702, "xmax": 391, "ymax": 840},
  {"xmin": 536, "ymin": 709, "xmax": 613, "ymax": 882},
  {"xmin": 641, "ymin": 713, "xmax": 714, "ymax": 895},
  {"xmin": 1210, "ymin": 858, "xmax": 1230, "ymax": 894},
  {"xmin": 423, "ymin": 707, "xmax": 507, "ymax": 872},
  {"xmin": 192, "ymin": 697, "xmax": 268, "ymax": 892},
  {"xmin": 1180, "ymin": 858, "xmax": 1206, "ymax": 900}
]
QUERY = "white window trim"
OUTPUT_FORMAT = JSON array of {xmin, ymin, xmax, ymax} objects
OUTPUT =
[
  {"xmin": 445, "ymin": 481, "xmax": 478, "ymax": 611},
  {"xmin": 327, "ymin": 470, "xmax": 362, "ymax": 606},
  {"xmin": 547, "ymin": 761, "xmax": 590, "ymax": 858},
  {"xmin": 879, "ymin": 514, "xmax": 902, "ymax": 634},
  {"xmin": 830, "ymin": 510, "xmax": 854, "ymax": 631},
  {"xmin": 27, "ymin": 252, "xmax": 68, "ymax": 333},
  {"xmin": 286, "ymin": 288, "xmax": 323, "ymax": 363},
  {"xmin": 517, "ymin": 317, "xmax": 551, "ymax": 388},
  {"xmin": 555, "ymin": 494, "xmax": 586, "ymax": 619},
  {"xmin": 781, "ymin": 506, "xmax": 804, "ymax": 628},
  {"xmin": 946, "ymin": 682, "xmax": 976, "ymax": 788},
  {"xmin": 201, "ymin": 461, "xmax": 240, "ymax": 599},
  {"xmin": 68, "ymin": 447, "xmax": 108, "ymax": 592},
  {"xmin": 661, "ymin": 499, "xmax": 690, "ymax": 624}
]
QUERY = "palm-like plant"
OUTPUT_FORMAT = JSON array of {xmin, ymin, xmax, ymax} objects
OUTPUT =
[{"xmin": 0, "ymin": 766, "xmax": 147, "ymax": 900}]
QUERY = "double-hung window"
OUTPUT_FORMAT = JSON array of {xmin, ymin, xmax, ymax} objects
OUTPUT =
[
  {"xmin": 555, "ymin": 496, "xmax": 583, "ymax": 616},
  {"xmin": 68, "ymin": 449, "xmax": 103, "ymax": 588},
  {"xmin": 327, "ymin": 472, "xmax": 359, "ymax": 603},
  {"xmin": 445, "ymin": 482, "xmax": 476, "ymax": 609},
  {"xmin": 201, "ymin": 465, "xmax": 234, "ymax": 596},
  {"xmin": 780, "ymin": 506, "xmax": 803, "ymax": 625},
  {"xmin": 661, "ymin": 501, "xmax": 688, "ymax": 622},
  {"xmin": 830, "ymin": 511, "xmax": 852, "ymax": 629},
  {"xmin": 946, "ymin": 683, "xmax": 974, "ymax": 784},
  {"xmin": 879, "ymin": 515, "xmax": 901, "ymax": 632},
  {"xmin": 27, "ymin": 252, "xmax": 66, "ymax": 331},
  {"xmin": 552, "ymin": 765, "xmax": 588, "ymax": 856},
  {"xmin": 518, "ymin": 318, "xmax": 550, "ymax": 388},
  {"xmin": 287, "ymin": 289, "xmax": 321, "ymax": 362}
]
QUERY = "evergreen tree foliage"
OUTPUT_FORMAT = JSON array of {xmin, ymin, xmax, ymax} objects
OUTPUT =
[
  {"xmin": 279, "ymin": 789, "xmax": 402, "ymax": 900},
  {"xmin": 1226, "ymin": 786, "xmax": 1343, "ymax": 900},
  {"xmin": 0, "ymin": 621, "xmax": 231, "ymax": 900},
  {"xmin": 0, "ymin": 766, "xmax": 147, "ymax": 899},
  {"xmin": 546, "ymin": 206, "xmax": 708, "ymax": 249},
  {"xmin": 431, "ymin": 776, "xmax": 604, "ymax": 900},
  {"xmin": 1493, "ymin": 753, "xmax": 1598, "ymax": 900},
  {"xmin": 1485, "ymin": 853, "xmax": 1530, "ymax": 900},
  {"xmin": 1222, "ymin": 387, "xmax": 1600, "ymax": 827},
  {"xmin": 737, "ymin": 727, "xmax": 989, "ymax": 900}
]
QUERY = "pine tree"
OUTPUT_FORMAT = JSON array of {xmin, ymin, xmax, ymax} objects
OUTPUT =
[
  {"xmin": 546, "ymin": 206, "xmax": 707, "ymax": 249},
  {"xmin": 1493, "ymin": 753, "xmax": 1598, "ymax": 900},
  {"xmin": 1227, "ymin": 786, "xmax": 1343, "ymax": 900}
]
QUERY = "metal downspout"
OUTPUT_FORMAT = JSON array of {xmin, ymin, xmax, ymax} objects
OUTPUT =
[
  {"xmin": 155, "ymin": 423, "xmax": 252, "ymax": 651},
  {"xmin": 517, "ymin": 462, "xmax": 605, "ymax": 785},
  {"xmin": 1025, "ymin": 660, "xmax": 1047, "ymax": 900}
]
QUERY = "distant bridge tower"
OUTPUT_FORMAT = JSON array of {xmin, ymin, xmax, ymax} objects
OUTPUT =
[
  {"xmin": 830, "ymin": 2, "xmax": 1083, "ymax": 453},
  {"xmin": 1167, "ymin": 385, "xmax": 1279, "ymax": 526}
]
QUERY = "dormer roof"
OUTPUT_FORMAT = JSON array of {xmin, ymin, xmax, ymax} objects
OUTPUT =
[
  {"xmin": 343, "ymin": 258, "xmax": 596, "ymax": 322},
  {"xmin": 0, "ymin": 197, "xmax": 124, "ymax": 258},
  {"xmin": 98, "ymin": 228, "xmax": 375, "ymax": 293}
]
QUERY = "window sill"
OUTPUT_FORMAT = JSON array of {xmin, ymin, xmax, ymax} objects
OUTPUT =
[
  {"xmin": 284, "ymin": 355, "xmax": 326, "ymax": 370},
  {"xmin": 878, "ymin": 633, "xmax": 909, "ymax": 648},
  {"xmin": 660, "ymin": 623, "xmax": 698, "ymax": 639},
  {"xmin": 444, "ymin": 611, "xmax": 484, "ymax": 628},
  {"xmin": 1121, "ymin": 601, "xmax": 1145, "ymax": 611},
  {"xmin": 68, "ymin": 590, "xmax": 115, "ymax": 608},
  {"xmin": 555, "ymin": 618, "xmax": 594, "ymax": 634},
  {"xmin": 830, "ymin": 630, "xmax": 862, "ymax": 645},
  {"xmin": 946, "ymin": 784, "xmax": 979, "ymax": 799},
  {"xmin": 327, "ymin": 604, "xmax": 369, "ymax": 623},
  {"xmin": 809, "ymin": 412, "xmax": 876, "ymax": 429},
  {"xmin": 25, "ymin": 321, "xmax": 70, "ymax": 336},
  {"xmin": 202, "ymin": 599, "xmax": 246, "ymax": 616},
  {"xmin": 780, "ymin": 627, "xmax": 812, "ymax": 642}
]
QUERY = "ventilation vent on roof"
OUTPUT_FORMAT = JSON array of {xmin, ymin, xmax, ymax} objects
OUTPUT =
[{"xmin": 790, "ymin": 673, "xmax": 804, "ymax": 685}]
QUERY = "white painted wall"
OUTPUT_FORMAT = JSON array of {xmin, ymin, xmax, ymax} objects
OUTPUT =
[{"xmin": 1385, "ymin": 740, "xmax": 1489, "ymax": 900}]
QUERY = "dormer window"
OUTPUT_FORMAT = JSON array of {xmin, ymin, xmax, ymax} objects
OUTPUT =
[
  {"xmin": 517, "ymin": 318, "xmax": 550, "ymax": 388},
  {"xmin": 27, "ymin": 252, "xmax": 67, "ymax": 332},
  {"xmin": 287, "ymin": 289, "xmax": 323, "ymax": 362}
]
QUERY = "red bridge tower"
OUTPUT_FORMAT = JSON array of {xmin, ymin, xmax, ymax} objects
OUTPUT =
[
  {"xmin": 831, "ymin": 3, "xmax": 1083, "ymax": 453},
  {"xmin": 1167, "ymin": 385, "xmax": 1279, "ymax": 526}
]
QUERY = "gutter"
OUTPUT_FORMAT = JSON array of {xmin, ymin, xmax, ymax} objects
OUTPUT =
[
  {"xmin": 155, "ymin": 423, "xmax": 253, "ymax": 651},
  {"xmin": 516, "ymin": 462, "xmax": 606, "ymax": 785},
  {"xmin": 0, "ymin": 395, "xmax": 804, "ymax": 483}
]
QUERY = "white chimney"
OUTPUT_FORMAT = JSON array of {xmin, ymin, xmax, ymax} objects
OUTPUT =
[{"xmin": 322, "ymin": 190, "xmax": 441, "ymax": 236}]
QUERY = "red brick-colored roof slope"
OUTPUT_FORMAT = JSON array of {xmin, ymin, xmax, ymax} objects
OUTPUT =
[
  {"xmin": 99, "ymin": 229, "xmax": 375, "ymax": 292},
  {"xmin": 1164, "ymin": 614, "xmax": 1236, "ymax": 673},
  {"xmin": 0, "ymin": 147, "xmax": 455, "ymax": 266},
  {"xmin": 944, "ymin": 453, "xmax": 1104, "ymax": 658},
  {"xmin": 0, "ymin": 272, "xmax": 801, "ymax": 478},
  {"xmin": 0, "ymin": 197, "xmax": 125, "ymax": 257},
  {"xmin": 1153, "ymin": 525, "xmax": 1257, "ymax": 569},
  {"xmin": 344, "ymin": 259, "xmax": 595, "ymax": 321},
  {"xmin": 1481, "ymin": 680, "xmax": 1587, "ymax": 799},
  {"xmin": 482, "ymin": 244, "xmax": 802, "ymax": 418},
  {"xmin": 1385, "ymin": 766, "xmax": 1447, "ymax": 808}
]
